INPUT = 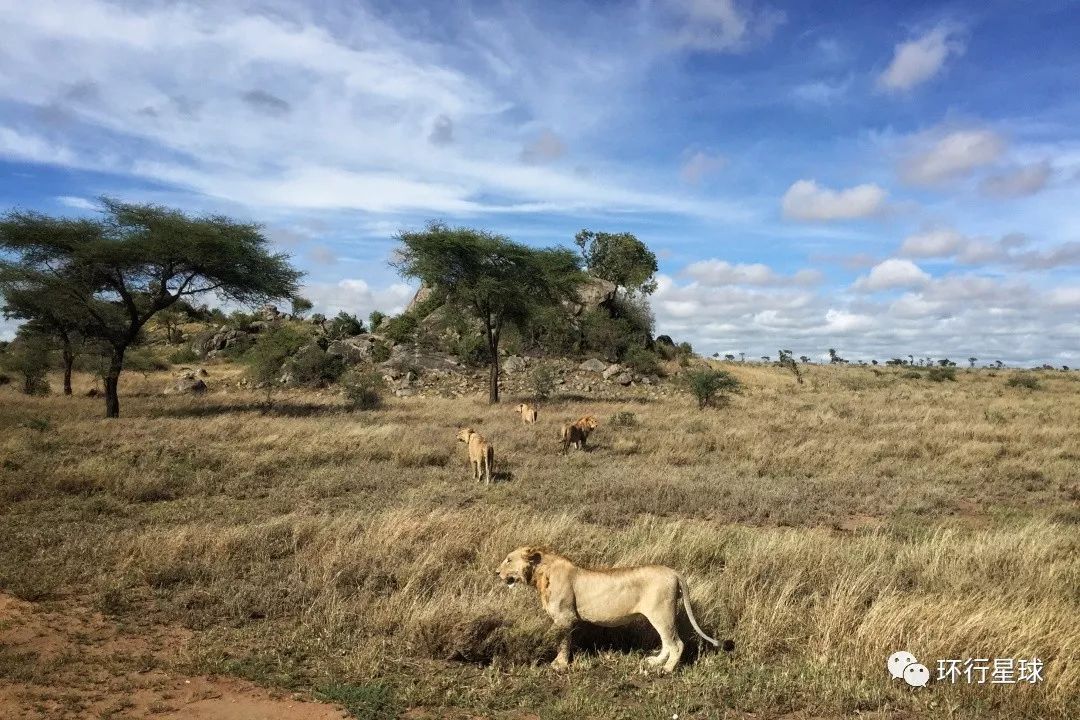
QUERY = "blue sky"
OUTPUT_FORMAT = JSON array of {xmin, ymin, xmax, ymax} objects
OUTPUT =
[{"xmin": 1, "ymin": 0, "xmax": 1078, "ymax": 364}]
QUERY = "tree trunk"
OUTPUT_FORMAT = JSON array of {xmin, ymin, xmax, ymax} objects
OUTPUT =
[
  {"xmin": 485, "ymin": 319, "xmax": 500, "ymax": 404},
  {"xmin": 488, "ymin": 335, "xmax": 500, "ymax": 404},
  {"xmin": 62, "ymin": 344, "xmax": 74, "ymax": 396},
  {"xmin": 103, "ymin": 349, "xmax": 125, "ymax": 418}
]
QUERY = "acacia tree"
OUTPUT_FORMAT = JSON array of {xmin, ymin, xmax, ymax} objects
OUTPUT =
[
  {"xmin": 0, "ymin": 198, "xmax": 301, "ymax": 417},
  {"xmin": 393, "ymin": 223, "xmax": 582, "ymax": 403},
  {"xmin": 2, "ymin": 283, "xmax": 88, "ymax": 395},
  {"xmin": 574, "ymin": 229, "xmax": 658, "ymax": 296}
]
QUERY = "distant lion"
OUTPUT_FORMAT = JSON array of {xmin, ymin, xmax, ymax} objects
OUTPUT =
[
  {"xmin": 560, "ymin": 415, "xmax": 598, "ymax": 453},
  {"xmin": 515, "ymin": 403, "xmax": 538, "ymax": 424},
  {"xmin": 457, "ymin": 427, "xmax": 494, "ymax": 484},
  {"xmin": 496, "ymin": 546, "xmax": 719, "ymax": 672}
]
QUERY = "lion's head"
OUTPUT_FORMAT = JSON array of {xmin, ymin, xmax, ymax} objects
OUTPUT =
[
  {"xmin": 579, "ymin": 415, "xmax": 599, "ymax": 431},
  {"xmin": 496, "ymin": 546, "xmax": 542, "ymax": 587},
  {"xmin": 457, "ymin": 427, "xmax": 476, "ymax": 443}
]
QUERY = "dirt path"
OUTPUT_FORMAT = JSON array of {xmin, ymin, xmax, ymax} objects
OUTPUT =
[{"xmin": 0, "ymin": 592, "xmax": 347, "ymax": 719}]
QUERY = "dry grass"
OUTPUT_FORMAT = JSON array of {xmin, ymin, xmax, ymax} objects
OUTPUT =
[{"xmin": 1, "ymin": 363, "xmax": 1078, "ymax": 718}]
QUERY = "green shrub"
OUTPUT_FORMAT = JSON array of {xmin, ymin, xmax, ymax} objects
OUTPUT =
[
  {"xmin": 315, "ymin": 682, "xmax": 396, "ymax": 720},
  {"xmin": 2, "ymin": 333, "xmax": 52, "ymax": 395},
  {"xmin": 453, "ymin": 332, "xmax": 488, "ymax": 367},
  {"xmin": 623, "ymin": 347, "xmax": 660, "ymax": 376},
  {"xmin": 1006, "ymin": 374, "xmax": 1041, "ymax": 390},
  {"xmin": 371, "ymin": 341, "xmax": 392, "ymax": 363},
  {"xmin": 609, "ymin": 410, "xmax": 638, "ymax": 427},
  {"xmin": 342, "ymin": 369, "xmax": 386, "ymax": 410},
  {"xmin": 368, "ymin": 311, "xmax": 386, "ymax": 331},
  {"xmin": 124, "ymin": 348, "xmax": 169, "ymax": 375},
  {"xmin": 902, "ymin": 370, "xmax": 922, "ymax": 379},
  {"xmin": 284, "ymin": 344, "xmax": 346, "ymax": 387},
  {"xmin": 380, "ymin": 314, "xmax": 418, "ymax": 343},
  {"xmin": 168, "ymin": 346, "xmax": 200, "ymax": 364},
  {"xmin": 245, "ymin": 325, "xmax": 308, "ymax": 400},
  {"xmin": 325, "ymin": 311, "xmax": 365, "ymax": 340},
  {"xmin": 529, "ymin": 366, "xmax": 555, "ymax": 401},
  {"xmin": 683, "ymin": 368, "xmax": 741, "ymax": 409},
  {"xmin": 927, "ymin": 366, "xmax": 957, "ymax": 382}
]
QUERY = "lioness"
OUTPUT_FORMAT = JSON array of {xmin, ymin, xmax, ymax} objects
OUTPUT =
[
  {"xmin": 456, "ymin": 427, "xmax": 494, "ymax": 484},
  {"xmin": 496, "ymin": 546, "xmax": 719, "ymax": 672},
  {"xmin": 560, "ymin": 415, "xmax": 598, "ymax": 453},
  {"xmin": 515, "ymin": 403, "xmax": 538, "ymax": 424}
]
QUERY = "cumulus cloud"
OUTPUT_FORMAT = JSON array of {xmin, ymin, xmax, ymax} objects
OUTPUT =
[
  {"xmin": 979, "ymin": 160, "xmax": 1052, "ymax": 198},
  {"xmin": 302, "ymin": 278, "xmax": 415, "ymax": 320},
  {"xmin": 899, "ymin": 128, "xmax": 1005, "ymax": 186},
  {"xmin": 898, "ymin": 227, "xmax": 1079, "ymax": 270},
  {"xmin": 853, "ymin": 259, "xmax": 930, "ymax": 292},
  {"xmin": 878, "ymin": 24, "xmax": 964, "ymax": 92},
  {"xmin": 679, "ymin": 150, "xmax": 726, "ymax": 184},
  {"xmin": 668, "ymin": 0, "xmax": 785, "ymax": 53},
  {"xmin": 781, "ymin": 179, "xmax": 888, "ymax": 221},
  {"xmin": 684, "ymin": 259, "xmax": 821, "ymax": 286},
  {"xmin": 899, "ymin": 228, "xmax": 967, "ymax": 258}
]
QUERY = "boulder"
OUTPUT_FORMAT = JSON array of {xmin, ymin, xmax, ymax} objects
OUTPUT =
[
  {"xmin": 602, "ymin": 363, "xmax": 623, "ymax": 380},
  {"xmin": 579, "ymin": 358, "xmax": 607, "ymax": 373},
  {"xmin": 170, "ymin": 371, "xmax": 208, "ymax": 394},
  {"xmin": 503, "ymin": 355, "xmax": 527, "ymax": 373},
  {"xmin": 613, "ymin": 372, "xmax": 633, "ymax": 386},
  {"xmin": 656, "ymin": 335, "xmax": 675, "ymax": 347},
  {"xmin": 565, "ymin": 276, "xmax": 617, "ymax": 317},
  {"xmin": 326, "ymin": 337, "xmax": 374, "ymax": 363},
  {"xmin": 259, "ymin": 304, "xmax": 280, "ymax": 321}
]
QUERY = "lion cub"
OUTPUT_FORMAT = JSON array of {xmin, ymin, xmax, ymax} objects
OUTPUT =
[
  {"xmin": 560, "ymin": 415, "xmax": 598, "ymax": 453},
  {"xmin": 457, "ymin": 427, "xmax": 494, "ymax": 484},
  {"xmin": 515, "ymin": 403, "xmax": 538, "ymax": 424}
]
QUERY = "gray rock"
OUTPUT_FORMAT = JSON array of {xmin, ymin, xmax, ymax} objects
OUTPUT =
[
  {"xmin": 602, "ymin": 363, "xmax": 623, "ymax": 380},
  {"xmin": 503, "ymin": 355, "xmax": 527, "ymax": 373},
  {"xmin": 579, "ymin": 358, "xmax": 607, "ymax": 373},
  {"xmin": 613, "ymin": 372, "xmax": 633, "ymax": 386},
  {"xmin": 326, "ymin": 337, "xmax": 373, "ymax": 363}
]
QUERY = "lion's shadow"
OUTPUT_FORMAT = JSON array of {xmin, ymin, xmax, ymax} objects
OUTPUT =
[{"xmin": 571, "ymin": 616, "xmax": 734, "ymax": 667}]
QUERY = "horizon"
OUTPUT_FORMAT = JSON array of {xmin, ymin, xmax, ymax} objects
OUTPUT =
[{"xmin": 1, "ymin": 0, "xmax": 1078, "ymax": 365}]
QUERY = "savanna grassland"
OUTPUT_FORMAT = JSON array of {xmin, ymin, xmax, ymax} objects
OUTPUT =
[{"xmin": 1, "ymin": 363, "xmax": 1078, "ymax": 719}]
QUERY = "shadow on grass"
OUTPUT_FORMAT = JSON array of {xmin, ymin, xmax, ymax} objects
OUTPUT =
[
  {"xmin": 149, "ymin": 401, "xmax": 341, "ymax": 419},
  {"xmin": 571, "ymin": 616, "xmax": 734, "ymax": 667}
]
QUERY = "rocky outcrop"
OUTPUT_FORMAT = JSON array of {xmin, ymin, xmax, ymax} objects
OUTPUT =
[
  {"xmin": 579, "ymin": 358, "xmax": 607, "ymax": 373},
  {"xmin": 565, "ymin": 276, "xmax": 617, "ymax": 317},
  {"xmin": 502, "ymin": 355, "xmax": 527, "ymax": 373},
  {"xmin": 326, "ymin": 336, "xmax": 375, "ymax": 363},
  {"xmin": 192, "ymin": 326, "xmax": 256, "ymax": 358},
  {"xmin": 167, "ymin": 370, "xmax": 208, "ymax": 395}
]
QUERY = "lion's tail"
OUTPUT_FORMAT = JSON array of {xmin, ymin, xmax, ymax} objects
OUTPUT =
[
  {"xmin": 677, "ymin": 575, "xmax": 719, "ymax": 647},
  {"xmin": 485, "ymin": 445, "xmax": 494, "ymax": 482}
]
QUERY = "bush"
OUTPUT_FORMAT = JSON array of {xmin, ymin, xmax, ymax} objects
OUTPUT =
[
  {"xmin": 245, "ymin": 325, "xmax": 308, "ymax": 399},
  {"xmin": 927, "ymin": 366, "xmax": 957, "ymax": 382},
  {"xmin": 371, "ymin": 341, "xmax": 392, "ymax": 363},
  {"xmin": 623, "ymin": 347, "xmax": 660, "ymax": 376},
  {"xmin": 342, "ymin": 369, "xmax": 385, "ymax": 410},
  {"xmin": 168, "ymin": 346, "xmax": 200, "ymax": 364},
  {"xmin": 124, "ymin": 348, "xmax": 169, "ymax": 375},
  {"xmin": 1006, "ymin": 374, "xmax": 1041, "ymax": 390},
  {"xmin": 2, "ymin": 333, "xmax": 52, "ymax": 395},
  {"xmin": 284, "ymin": 344, "xmax": 346, "ymax": 387},
  {"xmin": 380, "ymin": 313, "xmax": 418, "ymax": 343},
  {"xmin": 529, "ymin": 366, "xmax": 555, "ymax": 401},
  {"xmin": 453, "ymin": 332, "xmax": 488, "ymax": 368},
  {"xmin": 0, "ymin": 372, "xmax": 11, "ymax": 386},
  {"xmin": 902, "ymin": 370, "xmax": 922, "ymax": 379},
  {"xmin": 609, "ymin": 410, "xmax": 637, "ymax": 427},
  {"xmin": 683, "ymin": 368, "xmax": 741, "ymax": 409},
  {"xmin": 368, "ymin": 310, "xmax": 387, "ymax": 331},
  {"xmin": 325, "ymin": 311, "xmax": 365, "ymax": 340}
]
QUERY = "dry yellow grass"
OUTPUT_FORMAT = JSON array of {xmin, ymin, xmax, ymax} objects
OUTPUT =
[{"xmin": 1, "ymin": 362, "xmax": 1078, "ymax": 718}]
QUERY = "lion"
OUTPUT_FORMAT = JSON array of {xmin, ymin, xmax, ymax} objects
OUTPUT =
[
  {"xmin": 496, "ymin": 546, "xmax": 719, "ymax": 672},
  {"xmin": 456, "ymin": 427, "xmax": 494, "ymax": 484},
  {"xmin": 515, "ymin": 403, "xmax": 538, "ymax": 424},
  {"xmin": 560, "ymin": 415, "xmax": 598, "ymax": 453}
]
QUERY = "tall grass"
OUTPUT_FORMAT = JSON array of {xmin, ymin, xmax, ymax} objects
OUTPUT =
[{"xmin": 1, "ymin": 364, "xmax": 1078, "ymax": 718}]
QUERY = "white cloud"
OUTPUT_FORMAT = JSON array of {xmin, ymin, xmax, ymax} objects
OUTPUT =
[
  {"xmin": 669, "ymin": 0, "xmax": 786, "ymax": 53},
  {"xmin": 781, "ymin": 179, "xmax": 888, "ymax": 221},
  {"xmin": 679, "ymin": 150, "xmax": 726, "ymax": 184},
  {"xmin": 980, "ymin": 160, "xmax": 1053, "ymax": 198},
  {"xmin": 878, "ymin": 24, "xmax": 964, "ymax": 92},
  {"xmin": 302, "ymin": 279, "xmax": 415, "ymax": 320},
  {"xmin": 56, "ymin": 195, "xmax": 98, "ymax": 210},
  {"xmin": 684, "ymin": 259, "xmax": 821, "ymax": 286},
  {"xmin": 899, "ymin": 128, "xmax": 1005, "ymax": 186},
  {"xmin": 899, "ymin": 228, "xmax": 966, "ymax": 258},
  {"xmin": 0, "ymin": 0, "xmax": 741, "ymax": 221},
  {"xmin": 853, "ymin": 259, "xmax": 930, "ymax": 292},
  {"xmin": 898, "ymin": 227, "xmax": 1079, "ymax": 270}
]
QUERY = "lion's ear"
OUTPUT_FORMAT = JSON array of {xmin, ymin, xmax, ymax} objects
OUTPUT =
[{"xmin": 526, "ymin": 548, "xmax": 542, "ymax": 565}]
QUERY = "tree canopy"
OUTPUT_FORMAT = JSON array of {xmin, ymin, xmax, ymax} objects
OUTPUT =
[
  {"xmin": 574, "ymin": 229, "xmax": 658, "ymax": 296},
  {"xmin": 0, "ymin": 198, "xmax": 301, "ymax": 416},
  {"xmin": 393, "ymin": 222, "xmax": 582, "ymax": 402}
]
